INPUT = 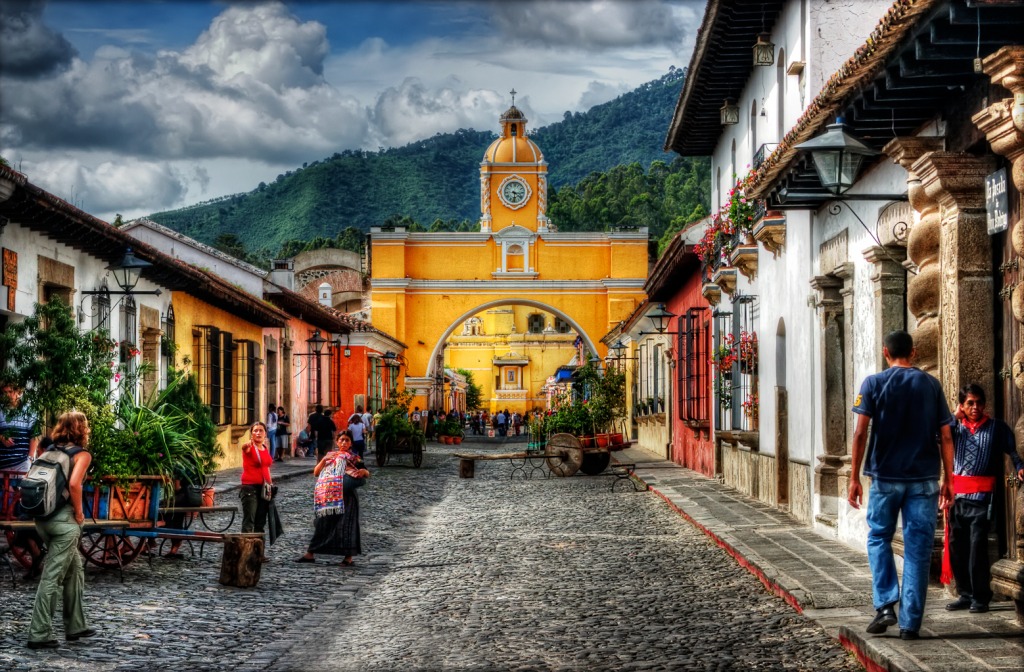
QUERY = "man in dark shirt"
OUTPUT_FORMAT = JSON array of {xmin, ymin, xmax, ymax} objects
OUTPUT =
[
  {"xmin": 307, "ymin": 404, "xmax": 336, "ymax": 460},
  {"xmin": 0, "ymin": 385, "xmax": 39, "ymax": 472},
  {"xmin": 849, "ymin": 330, "xmax": 954, "ymax": 640},
  {"xmin": 944, "ymin": 384, "xmax": 1024, "ymax": 614}
]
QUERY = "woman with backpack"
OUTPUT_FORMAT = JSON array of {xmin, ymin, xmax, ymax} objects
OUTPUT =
[{"xmin": 27, "ymin": 410, "xmax": 95, "ymax": 649}]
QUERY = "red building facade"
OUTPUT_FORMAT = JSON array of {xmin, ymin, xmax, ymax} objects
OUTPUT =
[{"xmin": 646, "ymin": 231, "xmax": 715, "ymax": 476}]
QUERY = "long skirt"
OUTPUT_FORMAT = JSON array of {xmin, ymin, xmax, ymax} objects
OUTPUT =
[{"xmin": 307, "ymin": 492, "xmax": 361, "ymax": 557}]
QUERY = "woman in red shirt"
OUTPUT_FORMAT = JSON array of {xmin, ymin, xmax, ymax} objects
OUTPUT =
[{"xmin": 240, "ymin": 422, "xmax": 274, "ymax": 534}]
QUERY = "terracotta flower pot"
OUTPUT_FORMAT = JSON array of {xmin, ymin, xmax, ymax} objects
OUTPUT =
[
  {"xmin": 579, "ymin": 435, "xmax": 594, "ymax": 448},
  {"xmin": 610, "ymin": 432, "xmax": 625, "ymax": 446},
  {"xmin": 452, "ymin": 436, "xmax": 463, "ymax": 445},
  {"xmin": 201, "ymin": 487, "xmax": 216, "ymax": 507},
  {"xmin": 596, "ymin": 434, "xmax": 610, "ymax": 448},
  {"xmin": 443, "ymin": 435, "xmax": 454, "ymax": 445}
]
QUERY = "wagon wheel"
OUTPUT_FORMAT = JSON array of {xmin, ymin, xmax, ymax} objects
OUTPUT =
[
  {"xmin": 4, "ymin": 529, "xmax": 36, "ymax": 570},
  {"xmin": 411, "ymin": 436, "xmax": 424, "ymax": 468},
  {"xmin": 580, "ymin": 452, "xmax": 611, "ymax": 475},
  {"xmin": 79, "ymin": 531, "xmax": 143, "ymax": 569},
  {"xmin": 376, "ymin": 441, "xmax": 388, "ymax": 467},
  {"xmin": 545, "ymin": 433, "xmax": 583, "ymax": 477}
]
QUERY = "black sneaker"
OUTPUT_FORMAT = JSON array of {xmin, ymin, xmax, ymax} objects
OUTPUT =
[
  {"xmin": 27, "ymin": 640, "xmax": 59, "ymax": 649},
  {"xmin": 969, "ymin": 602, "xmax": 989, "ymax": 613},
  {"xmin": 945, "ymin": 596, "xmax": 972, "ymax": 611},
  {"xmin": 899, "ymin": 629, "xmax": 919, "ymax": 640},
  {"xmin": 866, "ymin": 605, "xmax": 898, "ymax": 634},
  {"xmin": 66, "ymin": 628, "xmax": 97, "ymax": 641}
]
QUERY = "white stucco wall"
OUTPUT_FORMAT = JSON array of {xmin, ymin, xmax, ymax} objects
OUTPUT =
[{"xmin": 2, "ymin": 220, "xmax": 171, "ymax": 400}]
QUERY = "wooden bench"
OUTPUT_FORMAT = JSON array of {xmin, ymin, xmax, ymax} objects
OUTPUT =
[
  {"xmin": 609, "ymin": 463, "xmax": 642, "ymax": 492},
  {"xmin": 157, "ymin": 505, "xmax": 238, "ymax": 533},
  {"xmin": 1, "ymin": 519, "xmax": 133, "ymax": 585},
  {"xmin": 454, "ymin": 451, "xmax": 557, "ymax": 480}
]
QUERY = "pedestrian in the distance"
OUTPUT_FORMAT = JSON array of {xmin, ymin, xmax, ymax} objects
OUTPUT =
[
  {"xmin": 239, "ymin": 422, "xmax": 274, "ymax": 537},
  {"xmin": 848, "ymin": 330, "xmax": 954, "ymax": 640},
  {"xmin": 295, "ymin": 431, "xmax": 369, "ymax": 566},
  {"xmin": 27, "ymin": 411, "xmax": 95, "ymax": 649},
  {"xmin": 276, "ymin": 406, "xmax": 290, "ymax": 460},
  {"xmin": 308, "ymin": 404, "xmax": 336, "ymax": 460},
  {"xmin": 943, "ymin": 383, "xmax": 1024, "ymax": 614},
  {"xmin": 265, "ymin": 404, "xmax": 278, "ymax": 461},
  {"xmin": 348, "ymin": 409, "xmax": 366, "ymax": 459}
]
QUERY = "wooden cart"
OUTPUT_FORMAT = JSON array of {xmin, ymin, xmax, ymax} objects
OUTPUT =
[{"xmin": 375, "ymin": 431, "xmax": 425, "ymax": 468}]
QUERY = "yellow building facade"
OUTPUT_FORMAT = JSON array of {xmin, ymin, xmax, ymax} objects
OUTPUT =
[
  {"xmin": 447, "ymin": 306, "xmax": 579, "ymax": 413},
  {"xmin": 369, "ymin": 102, "xmax": 648, "ymax": 411}
]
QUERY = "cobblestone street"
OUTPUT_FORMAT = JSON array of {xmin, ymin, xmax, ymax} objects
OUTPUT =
[{"xmin": 0, "ymin": 439, "xmax": 863, "ymax": 671}]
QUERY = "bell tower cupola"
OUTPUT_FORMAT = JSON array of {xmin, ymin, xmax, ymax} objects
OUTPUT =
[{"xmin": 479, "ymin": 89, "xmax": 550, "ymax": 234}]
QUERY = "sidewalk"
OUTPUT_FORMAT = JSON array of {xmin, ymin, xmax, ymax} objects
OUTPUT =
[{"xmin": 614, "ymin": 447, "xmax": 1024, "ymax": 672}]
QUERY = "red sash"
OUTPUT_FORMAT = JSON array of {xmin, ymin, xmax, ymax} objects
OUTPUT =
[{"xmin": 941, "ymin": 474, "xmax": 998, "ymax": 584}]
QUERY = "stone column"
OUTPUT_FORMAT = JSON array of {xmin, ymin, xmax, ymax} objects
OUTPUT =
[
  {"xmin": 973, "ymin": 45, "xmax": 1024, "ymax": 624},
  {"xmin": 913, "ymin": 152, "xmax": 997, "ymax": 405},
  {"xmin": 863, "ymin": 245, "xmax": 909, "ymax": 371},
  {"xmin": 811, "ymin": 274, "xmax": 844, "ymax": 525},
  {"xmin": 883, "ymin": 137, "xmax": 945, "ymax": 377}
]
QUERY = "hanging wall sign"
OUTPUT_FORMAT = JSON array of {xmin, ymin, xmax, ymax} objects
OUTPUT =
[
  {"xmin": 2, "ymin": 248, "xmax": 16, "ymax": 311},
  {"xmin": 986, "ymin": 168, "xmax": 1008, "ymax": 236}
]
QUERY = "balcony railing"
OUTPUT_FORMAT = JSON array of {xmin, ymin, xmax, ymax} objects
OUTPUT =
[{"xmin": 752, "ymin": 143, "xmax": 779, "ymax": 171}]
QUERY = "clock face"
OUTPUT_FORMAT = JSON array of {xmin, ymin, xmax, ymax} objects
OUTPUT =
[
  {"xmin": 502, "ymin": 180, "xmax": 526, "ymax": 204},
  {"xmin": 498, "ymin": 176, "xmax": 531, "ymax": 209}
]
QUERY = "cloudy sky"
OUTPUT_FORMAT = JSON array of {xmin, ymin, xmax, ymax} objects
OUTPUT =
[{"xmin": 0, "ymin": 0, "xmax": 704, "ymax": 222}]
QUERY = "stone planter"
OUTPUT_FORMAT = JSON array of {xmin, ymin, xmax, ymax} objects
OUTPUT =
[
  {"xmin": 712, "ymin": 266, "xmax": 738, "ymax": 296},
  {"xmin": 753, "ymin": 211, "xmax": 786, "ymax": 256},
  {"xmin": 730, "ymin": 244, "xmax": 759, "ymax": 280},
  {"xmin": 701, "ymin": 282, "xmax": 721, "ymax": 306}
]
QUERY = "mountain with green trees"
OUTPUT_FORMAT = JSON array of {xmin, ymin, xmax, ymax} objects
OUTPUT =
[{"xmin": 146, "ymin": 68, "xmax": 709, "ymax": 262}]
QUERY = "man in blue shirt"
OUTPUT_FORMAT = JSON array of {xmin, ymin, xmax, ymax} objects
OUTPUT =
[
  {"xmin": 848, "ymin": 330, "xmax": 954, "ymax": 640},
  {"xmin": 0, "ymin": 385, "xmax": 39, "ymax": 472}
]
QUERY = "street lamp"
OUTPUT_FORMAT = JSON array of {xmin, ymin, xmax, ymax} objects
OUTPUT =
[
  {"xmin": 83, "ymin": 248, "xmax": 162, "ymax": 296},
  {"xmin": 753, "ymin": 32, "xmax": 775, "ymax": 66},
  {"xmin": 307, "ymin": 329, "xmax": 327, "ymax": 405},
  {"xmin": 793, "ymin": 118, "xmax": 880, "ymax": 196},
  {"xmin": 646, "ymin": 304, "xmax": 676, "ymax": 335}
]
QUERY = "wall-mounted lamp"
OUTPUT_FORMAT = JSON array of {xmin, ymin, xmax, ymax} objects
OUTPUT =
[
  {"xmin": 646, "ymin": 304, "xmax": 677, "ymax": 335},
  {"xmin": 720, "ymin": 99, "xmax": 740, "ymax": 126},
  {"xmin": 793, "ymin": 118, "xmax": 879, "ymax": 196},
  {"xmin": 753, "ymin": 32, "xmax": 775, "ymax": 66},
  {"xmin": 82, "ymin": 249, "xmax": 162, "ymax": 296},
  {"xmin": 334, "ymin": 333, "xmax": 351, "ymax": 358}
]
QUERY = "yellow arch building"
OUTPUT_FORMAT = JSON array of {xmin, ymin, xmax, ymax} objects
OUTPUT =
[{"xmin": 369, "ymin": 101, "xmax": 648, "ymax": 411}]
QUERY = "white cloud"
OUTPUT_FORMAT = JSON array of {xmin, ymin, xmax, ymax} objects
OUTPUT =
[
  {"xmin": 0, "ymin": 0, "xmax": 702, "ymax": 220},
  {"xmin": 20, "ymin": 154, "xmax": 189, "ymax": 215}
]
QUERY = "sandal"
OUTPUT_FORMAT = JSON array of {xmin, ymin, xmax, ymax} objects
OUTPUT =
[
  {"xmin": 341, "ymin": 558, "xmax": 354, "ymax": 566},
  {"xmin": 294, "ymin": 556, "xmax": 315, "ymax": 563},
  {"xmin": 164, "ymin": 552, "xmax": 184, "ymax": 560}
]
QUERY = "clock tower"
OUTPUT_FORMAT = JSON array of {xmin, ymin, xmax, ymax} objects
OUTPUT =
[{"xmin": 479, "ymin": 91, "xmax": 550, "ymax": 234}]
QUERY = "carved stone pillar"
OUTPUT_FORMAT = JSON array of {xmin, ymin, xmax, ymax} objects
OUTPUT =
[
  {"xmin": 883, "ymin": 137, "xmax": 945, "ymax": 377},
  {"xmin": 863, "ymin": 245, "xmax": 909, "ymax": 371},
  {"xmin": 913, "ymin": 152, "xmax": 997, "ymax": 404},
  {"xmin": 974, "ymin": 45, "xmax": 1024, "ymax": 624},
  {"xmin": 811, "ymin": 274, "xmax": 844, "ymax": 524}
]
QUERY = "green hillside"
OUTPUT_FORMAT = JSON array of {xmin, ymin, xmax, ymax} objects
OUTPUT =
[{"xmin": 147, "ymin": 68, "xmax": 700, "ymax": 254}]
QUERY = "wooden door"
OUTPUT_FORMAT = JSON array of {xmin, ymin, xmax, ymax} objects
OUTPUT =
[{"xmin": 998, "ymin": 163, "xmax": 1021, "ymax": 563}]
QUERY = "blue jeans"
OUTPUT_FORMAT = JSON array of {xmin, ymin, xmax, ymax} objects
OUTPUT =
[
  {"xmin": 266, "ymin": 428, "xmax": 277, "ymax": 459},
  {"xmin": 866, "ymin": 478, "xmax": 940, "ymax": 633}
]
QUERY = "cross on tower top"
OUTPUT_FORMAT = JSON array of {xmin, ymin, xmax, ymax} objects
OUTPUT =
[{"xmin": 510, "ymin": 88, "xmax": 517, "ymax": 105}]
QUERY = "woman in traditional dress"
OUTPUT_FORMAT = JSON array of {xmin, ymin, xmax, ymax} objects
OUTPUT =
[{"xmin": 295, "ymin": 430, "xmax": 369, "ymax": 566}]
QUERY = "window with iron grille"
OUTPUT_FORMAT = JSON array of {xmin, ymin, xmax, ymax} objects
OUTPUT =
[
  {"xmin": 162, "ymin": 304, "xmax": 175, "ymax": 385},
  {"xmin": 368, "ymin": 358, "xmax": 383, "ymax": 412},
  {"xmin": 234, "ymin": 340, "xmax": 259, "ymax": 425},
  {"xmin": 554, "ymin": 317, "xmax": 571, "ymax": 334},
  {"xmin": 220, "ymin": 331, "xmax": 234, "ymax": 425},
  {"xmin": 329, "ymin": 343, "xmax": 342, "ymax": 409},
  {"xmin": 119, "ymin": 295, "xmax": 137, "ymax": 397},
  {"xmin": 527, "ymin": 313, "xmax": 544, "ymax": 333},
  {"xmin": 92, "ymin": 282, "xmax": 111, "ymax": 333},
  {"xmin": 711, "ymin": 297, "xmax": 758, "ymax": 432},
  {"xmin": 677, "ymin": 308, "xmax": 709, "ymax": 423},
  {"xmin": 195, "ymin": 326, "xmax": 224, "ymax": 424}
]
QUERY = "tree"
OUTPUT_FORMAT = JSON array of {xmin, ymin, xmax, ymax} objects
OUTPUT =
[{"xmin": 456, "ymin": 369, "xmax": 483, "ymax": 411}]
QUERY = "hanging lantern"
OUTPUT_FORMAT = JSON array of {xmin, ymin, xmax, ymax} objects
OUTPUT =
[
  {"xmin": 793, "ymin": 118, "xmax": 880, "ymax": 195},
  {"xmin": 720, "ymin": 99, "xmax": 740, "ymax": 125},
  {"xmin": 753, "ymin": 32, "xmax": 775, "ymax": 66}
]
